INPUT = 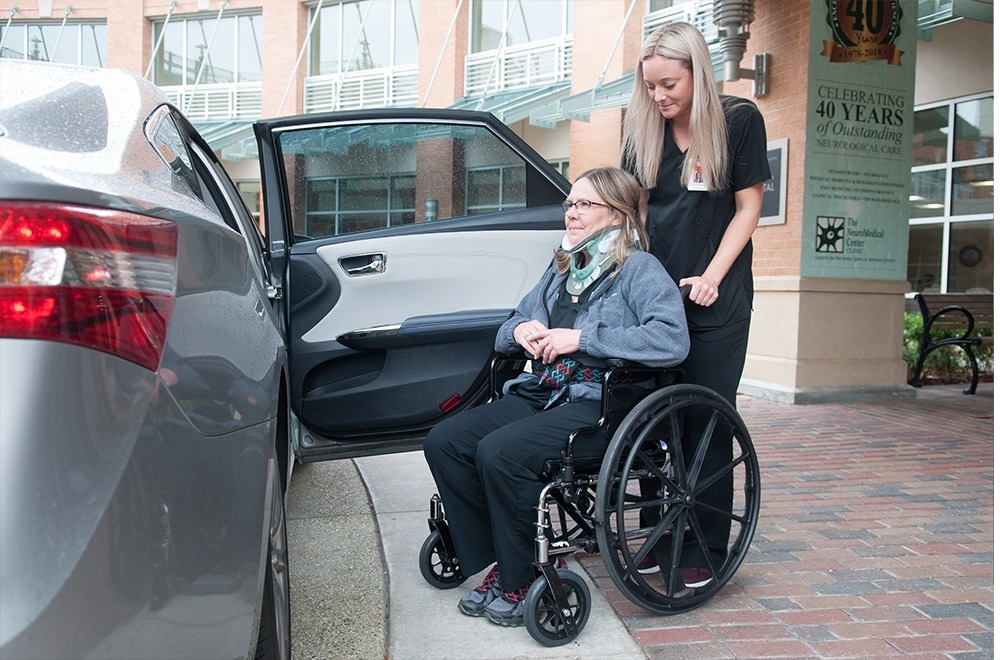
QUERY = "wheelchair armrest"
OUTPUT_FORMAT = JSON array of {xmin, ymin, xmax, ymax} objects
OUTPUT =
[
  {"xmin": 604, "ymin": 364, "xmax": 683, "ymax": 391},
  {"xmin": 489, "ymin": 352, "xmax": 528, "ymax": 401},
  {"xmin": 564, "ymin": 364, "xmax": 683, "ymax": 460},
  {"xmin": 600, "ymin": 365, "xmax": 682, "ymax": 423}
]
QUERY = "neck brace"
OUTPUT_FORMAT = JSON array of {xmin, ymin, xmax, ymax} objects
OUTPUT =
[{"xmin": 563, "ymin": 227, "xmax": 621, "ymax": 296}]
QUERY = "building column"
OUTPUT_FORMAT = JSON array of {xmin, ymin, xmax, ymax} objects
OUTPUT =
[
  {"xmin": 418, "ymin": 0, "xmax": 469, "ymax": 108},
  {"xmin": 261, "ymin": 0, "xmax": 308, "ymax": 117},
  {"xmin": 738, "ymin": 0, "xmax": 917, "ymax": 403},
  {"xmin": 567, "ymin": 0, "xmax": 643, "ymax": 180},
  {"xmin": 107, "ymin": 1, "xmax": 149, "ymax": 72}
]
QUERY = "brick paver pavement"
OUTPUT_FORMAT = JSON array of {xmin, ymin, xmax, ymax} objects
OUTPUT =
[{"xmin": 579, "ymin": 383, "xmax": 993, "ymax": 659}]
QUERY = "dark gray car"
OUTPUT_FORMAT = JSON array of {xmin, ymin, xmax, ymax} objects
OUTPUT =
[{"xmin": 1, "ymin": 60, "xmax": 570, "ymax": 658}]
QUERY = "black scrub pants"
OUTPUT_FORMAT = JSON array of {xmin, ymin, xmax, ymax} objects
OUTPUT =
[
  {"xmin": 678, "ymin": 315, "xmax": 750, "ymax": 568},
  {"xmin": 423, "ymin": 393, "xmax": 602, "ymax": 592}
]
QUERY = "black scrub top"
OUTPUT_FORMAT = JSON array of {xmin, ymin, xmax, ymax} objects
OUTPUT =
[{"xmin": 631, "ymin": 97, "xmax": 770, "ymax": 330}]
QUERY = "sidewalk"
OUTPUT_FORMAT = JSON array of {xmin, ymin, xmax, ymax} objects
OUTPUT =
[{"xmin": 290, "ymin": 382, "xmax": 993, "ymax": 658}]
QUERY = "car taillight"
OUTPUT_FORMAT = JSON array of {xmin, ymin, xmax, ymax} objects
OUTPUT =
[{"xmin": 0, "ymin": 202, "xmax": 177, "ymax": 371}]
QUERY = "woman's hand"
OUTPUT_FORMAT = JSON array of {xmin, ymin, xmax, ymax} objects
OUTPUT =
[
  {"xmin": 516, "ymin": 323, "xmax": 582, "ymax": 362},
  {"xmin": 534, "ymin": 328, "xmax": 583, "ymax": 364},
  {"xmin": 679, "ymin": 274, "xmax": 720, "ymax": 307},
  {"xmin": 514, "ymin": 321, "xmax": 549, "ymax": 356}
]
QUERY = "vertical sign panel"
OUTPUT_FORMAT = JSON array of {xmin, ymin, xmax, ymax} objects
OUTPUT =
[{"xmin": 802, "ymin": 0, "xmax": 918, "ymax": 279}]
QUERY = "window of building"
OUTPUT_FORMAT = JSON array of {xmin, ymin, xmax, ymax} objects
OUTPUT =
[
  {"xmin": 0, "ymin": 22, "xmax": 107, "ymax": 66},
  {"xmin": 548, "ymin": 159, "xmax": 570, "ymax": 180},
  {"xmin": 471, "ymin": 0, "xmax": 572, "ymax": 53},
  {"xmin": 152, "ymin": 13, "xmax": 262, "ymax": 86},
  {"xmin": 309, "ymin": 0, "xmax": 419, "ymax": 76},
  {"xmin": 237, "ymin": 180, "xmax": 263, "ymax": 231},
  {"xmin": 304, "ymin": 175, "xmax": 416, "ymax": 236},
  {"xmin": 908, "ymin": 93, "xmax": 993, "ymax": 293},
  {"xmin": 467, "ymin": 165, "xmax": 526, "ymax": 215}
]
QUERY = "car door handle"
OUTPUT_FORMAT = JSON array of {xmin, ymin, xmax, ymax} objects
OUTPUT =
[{"xmin": 340, "ymin": 253, "xmax": 386, "ymax": 276}]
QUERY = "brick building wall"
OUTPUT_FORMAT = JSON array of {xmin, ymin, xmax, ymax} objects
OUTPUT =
[
  {"xmin": 417, "ymin": 0, "xmax": 468, "ymax": 109},
  {"xmin": 260, "ymin": 0, "xmax": 307, "ymax": 117},
  {"xmin": 106, "ymin": 2, "xmax": 147, "ymax": 72},
  {"xmin": 744, "ymin": 0, "xmax": 811, "ymax": 279},
  {"xmin": 566, "ymin": 0, "xmax": 642, "ymax": 180}
]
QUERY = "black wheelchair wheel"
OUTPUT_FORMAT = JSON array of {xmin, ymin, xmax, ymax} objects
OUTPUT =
[
  {"xmin": 595, "ymin": 384, "xmax": 760, "ymax": 614},
  {"xmin": 418, "ymin": 530, "xmax": 465, "ymax": 589},
  {"xmin": 523, "ymin": 569, "xmax": 591, "ymax": 647}
]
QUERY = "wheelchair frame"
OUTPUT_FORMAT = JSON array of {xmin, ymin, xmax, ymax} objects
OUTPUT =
[{"xmin": 420, "ymin": 355, "xmax": 761, "ymax": 646}]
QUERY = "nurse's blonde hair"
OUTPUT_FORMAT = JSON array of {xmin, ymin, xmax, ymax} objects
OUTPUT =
[{"xmin": 622, "ymin": 22, "xmax": 739, "ymax": 193}]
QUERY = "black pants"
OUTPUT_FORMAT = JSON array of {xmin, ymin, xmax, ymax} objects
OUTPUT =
[
  {"xmin": 679, "ymin": 316, "xmax": 750, "ymax": 567},
  {"xmin": 423, "ymin": 393, "xmax": 601, "ymax": 592}
]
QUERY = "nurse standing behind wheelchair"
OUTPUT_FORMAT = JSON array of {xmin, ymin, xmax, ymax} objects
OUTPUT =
[{"xmin": 422, "ymin": 166, "xmax": 689, "ymax": 628}]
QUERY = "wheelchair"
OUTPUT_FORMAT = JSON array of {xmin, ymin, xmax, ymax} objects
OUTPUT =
[{"xmin": 418, "ymin": 356, "xmax": 761, "ymax": 647}]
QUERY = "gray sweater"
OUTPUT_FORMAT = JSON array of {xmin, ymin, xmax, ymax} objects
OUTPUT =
[{"xmin": 495, "ymin": 251, "xmax": 690, "ymax": 402}]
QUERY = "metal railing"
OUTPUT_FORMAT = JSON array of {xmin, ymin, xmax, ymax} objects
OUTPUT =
[
  {"xmin": 643, "ymin": 1, "xmax": 720, "ymax": 42},
  {"xmin": 161, "ymin": 82, "xmax": 262, "ymax": 120},
  {"xmin": 464, "ymin": 35, "xmax": 573, "ymax": 96},
  {"xmin": 304, "ymin": 64, "xmax": 419, "ymax": 113}
]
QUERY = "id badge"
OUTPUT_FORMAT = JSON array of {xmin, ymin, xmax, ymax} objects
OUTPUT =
[{"xmin": 687, "ymin": 161, "xmax": 708, "ymax": 191}]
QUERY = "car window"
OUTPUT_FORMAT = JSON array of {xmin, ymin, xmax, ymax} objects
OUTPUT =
[
  {"xmin": 273, "ymin": 121, "xmax": 559, "ymax": 241},
  {"xmin": 146, "ymin": 107, "xmax": 202, "ymax": 201},
  {"xmin": 186, "ymin": 139, "xmax": 270, "ymax": 289}
]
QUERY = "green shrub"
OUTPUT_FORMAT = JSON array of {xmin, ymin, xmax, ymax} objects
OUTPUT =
[{"xmin": 903, "ymin": 312, "xmax": 994, "ymax": 383}]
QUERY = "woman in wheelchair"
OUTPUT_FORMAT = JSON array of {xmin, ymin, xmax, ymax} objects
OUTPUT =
[{"xmin": 423, "ymin": 166, "xmax": 690, "ymax": 627}]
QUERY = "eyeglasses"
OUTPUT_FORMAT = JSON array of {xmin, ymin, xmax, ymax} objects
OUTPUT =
[{"xmin": 561, "ymin": 199, "xmax": 610, "ymax": 214}]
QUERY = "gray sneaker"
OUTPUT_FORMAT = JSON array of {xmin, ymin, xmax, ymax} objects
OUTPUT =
[
  {"xmin": 484, "ymin": 582, "xmax": 532, "ymax": 627},
  {"xmin": 458, "ymin": 565, "xmax": 501, "ymax": 617}
]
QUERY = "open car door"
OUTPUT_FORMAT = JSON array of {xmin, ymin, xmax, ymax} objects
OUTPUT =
[{"xmin": 255, "ymin": 109, "xmax": 568, "ymax": 461}]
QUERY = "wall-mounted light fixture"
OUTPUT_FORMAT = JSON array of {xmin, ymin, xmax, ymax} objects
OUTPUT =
[{"xmin": 713, "ymin": 0, "xmax": 770, "ymax": 97}]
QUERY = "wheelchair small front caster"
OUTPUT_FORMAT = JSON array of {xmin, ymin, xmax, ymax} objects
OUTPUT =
[
  {"xmin": 523, "ymin": 569, "xmax": 591, "ymax": 647},
  {"xmin": 419, "ymin": 530, "xmax": 465, "ymax": 589}
]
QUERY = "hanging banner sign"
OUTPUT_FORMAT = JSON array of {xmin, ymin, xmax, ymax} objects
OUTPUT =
[{"xmin": 801, "ymin": 0, "xmax": 918, "ymax": 280}]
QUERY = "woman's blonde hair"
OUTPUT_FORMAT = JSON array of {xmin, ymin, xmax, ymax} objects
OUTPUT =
[
  {"xmin": 555, "ymin": 167, "xmax": 649, "ymax": 273},
  {"xmin": 621, "ymin": 22, "xmax": 737, "ymax": 193}
]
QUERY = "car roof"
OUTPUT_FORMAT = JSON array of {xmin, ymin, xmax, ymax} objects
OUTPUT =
[{"xmin": 0, "ymin": 60, "xmax": 212, "ymax": 220}]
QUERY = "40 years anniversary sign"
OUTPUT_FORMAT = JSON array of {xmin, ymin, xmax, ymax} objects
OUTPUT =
[{"xmin": 802, "ymin": 0, "xmax": 918, "ymax": 280}]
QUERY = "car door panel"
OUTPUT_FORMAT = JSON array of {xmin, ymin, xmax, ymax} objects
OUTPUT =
[
  {"xmin": 304, "ymin": 228, "xmax": 561, "ymax": 342},
  {"xmin": 256, "ymin": 109, "xmax": 569, "ymax": 460},
  {"xmin": 287, "ymin": 223, "xmax": 562, "ymax": 456},
  {"xmin": 299, "ymin": 316, "xmax": 499, "ymax": 434},
  {"xmin": 338, "ymin": 309, "xmax": 516, "ymax": 351}
]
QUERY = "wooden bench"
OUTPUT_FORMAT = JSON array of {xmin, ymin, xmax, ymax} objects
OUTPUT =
[{"xmin": 908, "ymin": 292, "xmax": 994, "ymax": 394}]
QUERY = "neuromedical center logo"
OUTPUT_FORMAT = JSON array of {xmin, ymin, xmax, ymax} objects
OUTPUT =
[
  {"xmin": 822, "ymin": 0, "xmax": 904, "ymax": 65},
  {"xmin": 816, "ymin": 216, "xmax": 845, "ymax": 253}
]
